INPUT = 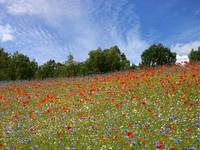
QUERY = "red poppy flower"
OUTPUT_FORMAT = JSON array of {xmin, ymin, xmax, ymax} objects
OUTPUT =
[
  {"xmin": 157, "ymin": 144, "xmax": 164, "ymax": 149},
  {"xmin": 127, "ymin": 131, "xmax": 134, "ymax": 138},
  {"xmin": 46, "ymin": 108, "xmax": 51, "ymax": 113},
  {"xmin": 66, "ymin": 126, "xmax": 72, "ymax": 131},
  {"xmin": 186, "ymin": 127, "xmax": 192, "ymax": 132},
  {"xmin": 141, "ymin": 101, "xmax": 146, "ymax": 105}
]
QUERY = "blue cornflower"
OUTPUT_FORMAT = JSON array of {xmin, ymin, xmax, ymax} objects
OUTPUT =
[
  {"xmin": 189, "ymin": 147, "xmax": 196, "ymax": 150},
  {"xmin": 168, "ymin": 115, "xmax": 173, "ymax": 121},
  {"xmin": 27, "ymin": 137, "xmax": 32, "ymax": 142},
  {"xmin": 131, "ymin": 141, "xmax": 137, "ymax": 145},
  {"xmin": 124, "ymin": 136, "xmax": 130, "ymax": 140},
  {"xmin": 71, "ymin": 144, "xmax": 75, "ymax": 150},
  {"xmin": 193, "ymin": 123, "xmax": 200, "ymax": 127},
  {"xmin": 195, "ymin": 113, "xmax": 200, "ymax": 119},
  {"xmin": 196, "ymin": 138, "xmax": 200, "ymax": 142},
  {"xmin": 29, "ymin": 147, "xmax": 33, "ymax": 150},
  {"xmin": 124, "ymin": 129, "xmax": 128, "ymax": 133},
  {"xmin": 174, "ymin": 137, "xmax": 181, "ymax": 144}
]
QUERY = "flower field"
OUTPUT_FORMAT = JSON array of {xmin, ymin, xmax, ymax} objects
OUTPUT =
[{"xmin": 0, "ymin": 63, "xmax": 200, "ymax": 150}]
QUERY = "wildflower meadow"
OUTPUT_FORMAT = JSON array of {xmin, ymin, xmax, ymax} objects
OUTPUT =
[{"xmin": 0, "ymin": 62, "xmax": 199, "ymax": 150}]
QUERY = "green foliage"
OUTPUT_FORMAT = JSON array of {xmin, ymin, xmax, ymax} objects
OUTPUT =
[
  {"xmin": 56, "ymin": 63, "xmax": 68, "ymax": 77},
  {"xmin": 65, "ymin": 53, "xmax": 74, "ymax": 66},
  {"xmin": 0, "ymin": 49, "xmax": 38, "ymax": 81},
  {"xmin": 0, "ymin": 46, "xmax": 131, "ymax": 81},
  {"xmin": 36, "ymin": 54, "xmax": 81, "ymax": 79},
  {"xmin": 36, "ymin": 60, "xmax": 57, "ymax": 79},
  {"xmin": 65, "ymin": 54, "xmax": 79, "ymax": 77},
  {"xmin": 131, "ymin": 63, "xmax": 138, "ymax": 70},
  {"xmin": 86, "ymin": 48, "xmax": 105, "ymax": 73},
  {"xmin": 0, "ymin": 48, "xmax": 10, "ymax": 80},
  {"xmin": 76, "ymin": 62, "xmax": 88, "ymax": 76},
  {"xmin": 189, "ymin": 47, "xmax": 200, "ymax": 62},
  {"xmin": 86, "ymin": 46, "xmax": 130, "ymax": 74},
  {"xmin": 141, "ymin": 44, "xmax": 176, "ymax": 67},
  {"xmin": 104, "ymin": 46, "xmax": 121, "ymax": 72},
  {"xmin": 120, "ymin": 53, "xmax": 131, "ymax": 70},
  {"xmin": 9, "ymin": 51, "xmax": 38, "ymax": 80},
  {"xmin": 1, "ymin": 43, "xmax": 186, "ymax": 81}
]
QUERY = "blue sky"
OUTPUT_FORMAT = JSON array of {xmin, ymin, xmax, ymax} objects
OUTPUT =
[{"xmin": 0, "ymin": 0, "xmax": 200, "ymax": 64}]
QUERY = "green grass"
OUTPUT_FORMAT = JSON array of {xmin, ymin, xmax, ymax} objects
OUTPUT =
[{"xmin": 0, "ymin": 63, "xmax": 200, "ymax": 149}]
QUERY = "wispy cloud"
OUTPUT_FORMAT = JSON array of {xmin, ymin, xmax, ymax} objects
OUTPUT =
[
  {"xmin": 194, "ymin": 9, "xmax": 200, "ymax": 16},
  {"xmin": 1, "ymin": 0, "xmax": 83, "ymax": 25},
  {"xmin": 0, "ymin": 0, "xmax": 149, "ymax": 64},
  {"xmin": 119, "ymin": 26, "xmax": 149, "ymax": 64},
  {"xmin": 0, "ymin": 0, "xmax": 200, "ymax": 64},
  {"xmin": 176, "ymin": 27, "xmax": 200, "ymax": 42},
  {"xmin": 171, "ymin": 40, "xmax": 200, "ymax": 64},
  {"xmin": 171, "ymin": 41, "xmax": 200, "ymax": 56},
  {"xmin": 81, "ymin": 0, "xmax": 149, "ymax": 64},
  {"xmin": 0, "ymin": 24, "xmax": 14, "ymax": 42}
]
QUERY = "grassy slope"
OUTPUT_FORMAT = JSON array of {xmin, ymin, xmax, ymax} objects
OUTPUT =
[{"xmin": 0, "ymin": 62, "xmax": 199, "ymax": 149}]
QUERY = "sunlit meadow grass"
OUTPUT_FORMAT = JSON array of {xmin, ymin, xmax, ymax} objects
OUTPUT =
[{"xmin": 0, "ymin": 62, "xmax": 199, "ymax": 150}]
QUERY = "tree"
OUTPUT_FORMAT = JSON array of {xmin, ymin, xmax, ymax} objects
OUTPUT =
[
  {"xmin": 120, "ymin": 53, "xmax": 131, "ymax": 70},
  {"xmin": 141, "ymin": 44, "xmax": 176, "ymax": 67},
  {"xmin": 9, "ymin": 51, "xmax": 38, "ymax": 80},
  {"xmin": 86, "ymin": 48, "xmax": 105, "ymax": 74},
  {"xmin": 56, "ymin": 63, "xmax": 68, "ymax": 77},
  {"xmin": 104, "ymin": 46, "xmax": 122, "ymax": 72},
  {"xmin": 65, "ymin": 53, "xmax": 75, "ymax": 66},
  {"xmin": 0, "ymin": 48, "xmax": 11, "ymax": 80},
  {"xmin": 36, "ymin": 60, "xmax": 57, "ymax": 79},
  {"xmin": 86, "ymin": 46, "xmax": 130, "ymax": 74},
  {"xmin": 189, "ymin": 47, "xmax": 200, "ymax": 62},
  {"xmin": 131, "ymin": 63, "xmax": 138, "ymax": 70},
  {"xmin": 76, "ymin": 62, "xmax": 88, "ymax": 76},
  {"xmin": 65, "ymin": 53, "xmax": 79, "ymax": 77},
  {"xmin": 0, "ymin": 45, "xmax": 131, "ymax": 81}
]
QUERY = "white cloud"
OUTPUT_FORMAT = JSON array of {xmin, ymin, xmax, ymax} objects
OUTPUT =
[
  {"xmin": 81, "ymin": 1, "xmax": 149, "ymax": 64},
  {"xmin": 171, "ymin": 41, "xmax": 200, "ymax": 64},
  {"xmin": 171, "ymin": 41, "xmax": 200, "ymax": 55},
  {"xmin": 0, "ymin": 0, "xmax": 6, "ymax": 3},
  {"xmin": 0, "ymin": 0, "xmax": 149, "ymax": 64},
  {"xmin": 0, "ymin": 24, "xmax": 14, "ymax": 42},
  {"xmin": 7, "ymin": 1, "xmax": 34, "ymax": 15},
  {"xmin": 1, "ymin": 0, "xmax": 82, "ymax": 25},
  {"xmin": 118, "ymin": 25, "xmax": 149, "ymax": 64}
]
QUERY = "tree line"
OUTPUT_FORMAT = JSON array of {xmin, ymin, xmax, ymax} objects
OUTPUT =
[{"xmin": 0, "ymin": 44, "xmax": 200, "ymax": 81}]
